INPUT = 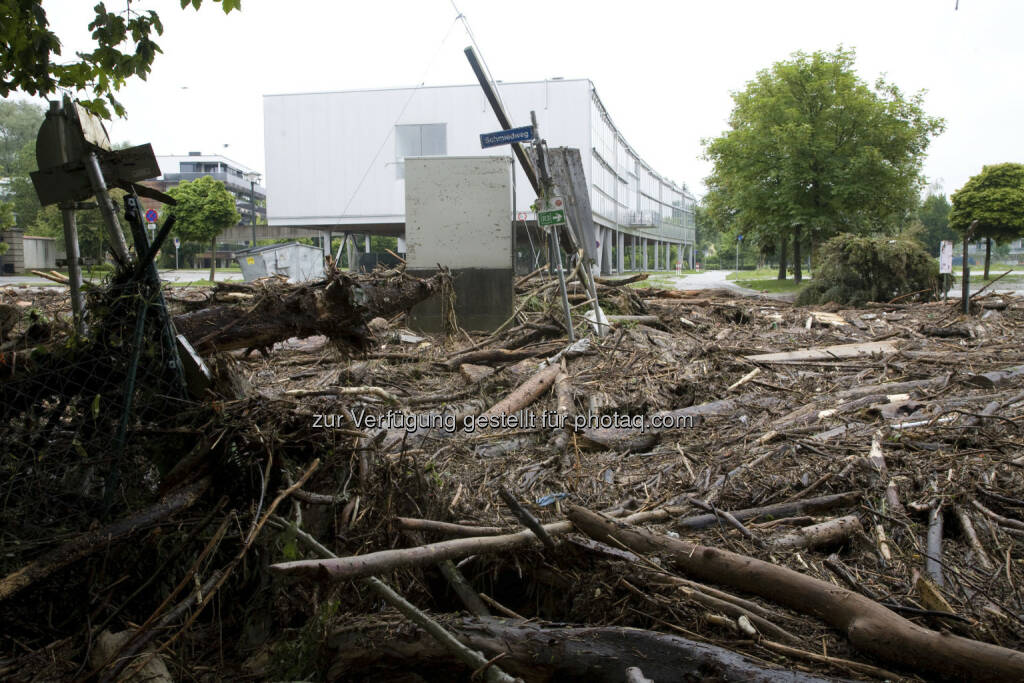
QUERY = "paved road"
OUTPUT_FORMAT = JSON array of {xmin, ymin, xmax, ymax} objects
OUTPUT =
[
  {"xmin": 671, "ymin": 269, "xmax": 764, "ymax": 296},
  {"xmin": 0, "ymin": 269, "xmax": 244, "ymax": 286}
]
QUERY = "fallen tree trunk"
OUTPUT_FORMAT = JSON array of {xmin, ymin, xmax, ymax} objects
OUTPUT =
[
  {"xmin": 480, "ymin": 361, "xmax": 561, "ymax": 419},
  {"xmin": 676, "ymin": 491, "xmax": 861, "ymax": 531},
  {"xmin": 0, "ymin": 478, "xmax": 210, "ymax": 602},
  {"xmin": 327, "ymin": 617, "xmax": 834, "ymax": 682},
  {"xmin": 173, "ymin": 271, "xmax": 445, "ymax": 353},
  {"xmin": 567, "ymin": 505, "xmax": 1024, "ymax": 682},
  {"xmin": 768, "ymin": 515, "xmax": 862, "ymax": 551}
]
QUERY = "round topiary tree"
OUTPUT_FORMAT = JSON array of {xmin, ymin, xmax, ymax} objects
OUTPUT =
[{"xmin": 950, "ymin": 163, "xmax": 1024, "ymax": 280}]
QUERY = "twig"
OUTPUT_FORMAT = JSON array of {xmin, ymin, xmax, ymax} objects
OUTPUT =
[{"xmin": 498, "ymin": 486, "xmax": 556, "ymax": 550}]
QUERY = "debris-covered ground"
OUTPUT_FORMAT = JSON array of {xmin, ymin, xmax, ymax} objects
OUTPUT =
[{"xmin": 2, "ymin": 266, "xmax": 1023, "ymax": 682}]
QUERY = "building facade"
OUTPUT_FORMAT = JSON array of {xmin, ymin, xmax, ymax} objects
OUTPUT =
[
  {"xmin": 263, "ymin": 79, "xmax": 697, "ymax": 272},
  {"xmin": 148, "ymin": 152, "xmax": 267, "ymax": 228}
]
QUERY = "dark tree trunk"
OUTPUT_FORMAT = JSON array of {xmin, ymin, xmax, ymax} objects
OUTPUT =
[
  {"xmin": 327, "ymin": 617, "xmax": 834, "ymax": 683},
  {"xmin": 777, "ymin": 235, "xmax": 788, "ymax": 280},
  {"xmin": 984, "ymin": 238, "xmax": 992, "ymax": 280},
  {"xmin": 793, "ymin": 226, "xmax": 803, "ymax": 283},
  {"xmin": 208, "ymin": 235, "xmax": 216, "ymax": 284}
]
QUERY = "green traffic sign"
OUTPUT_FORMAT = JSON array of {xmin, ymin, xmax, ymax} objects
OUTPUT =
[{"xmin": 538, "ymin": 209, "xmax": 566, "ymax": 226}]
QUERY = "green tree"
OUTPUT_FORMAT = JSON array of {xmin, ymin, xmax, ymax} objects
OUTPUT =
[
  {"xmin": 950, "ymin": 163, "xmax": 1024, "ymax": 280},
  {"xmin": 0, "ymin": 199, "xmax": 13, "ymax": 255},
  {"xmin": 0, "ymin": 100, "xmax": 45, "ymax": 230},
  {"xmin": 1, "ymin": 0, "xmax": 240, "ymax": 118},
  {"xmin": 918, "ymin": 192, "xmax": 954, "ymax": 256},
  {"xmin": 167, "ymin": 176, "xmax": 239, "ymax": 282},
  {"xmin": 702, "ymin": 47, "xmax": 945, "ymax": 282}
]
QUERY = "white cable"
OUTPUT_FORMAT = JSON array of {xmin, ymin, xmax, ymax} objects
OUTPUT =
[{"xmin": 338, "ymin": 16, "xmax": 461, "ymax": 218}]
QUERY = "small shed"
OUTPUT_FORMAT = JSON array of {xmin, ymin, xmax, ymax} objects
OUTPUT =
[{"xmin": 235, "ymin": 242, "xmax": 325, "ymax": 282}]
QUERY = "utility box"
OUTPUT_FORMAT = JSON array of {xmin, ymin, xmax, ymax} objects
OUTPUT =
[
  {"xmin": 404, "ymin": 156, "xmax": 514, "ymax": 332},
  {"xmin": 235, "ymin": 241, "xmax": 325, "ymax": 282}
]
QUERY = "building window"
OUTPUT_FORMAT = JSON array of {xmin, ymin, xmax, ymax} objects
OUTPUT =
[{"xmin": 395, "ymin": 123, "xmax": 447, "ymax": 178}]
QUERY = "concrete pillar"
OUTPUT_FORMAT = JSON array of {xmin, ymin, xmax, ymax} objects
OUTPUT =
[
  {"xmin": 322, "ymin": 231, "xmax": 332, "ymax": 260},
  {"xmin": 654, "ymin": 240, "xmax": 660, "ymax": 271},
  {"xmin": 617, "ymin": 230, "xmax": 625, "ymax": 273},
  {"xmin": 665, "ymin": 242, "xmax": 671, "ymax": 270},
  {"xmin": 346, "ymin": 233, "xmax": 357, "ymax": 271},
  {"xmin": 364, "ymin": 234, "xmax": 371, "ymax": 252},
  {"xmin": 642, "ymin": 238, "xmax": 648, "ymax": 271},
  {"xmin": 601, "ymin": 227, "xmax": 613, "ymax": 275},
  {"xmin": 630, "ymin": 234, "xmax": 637, "ymax": 271}
]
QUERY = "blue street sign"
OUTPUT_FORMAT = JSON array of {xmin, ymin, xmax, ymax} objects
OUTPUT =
[
  {"xmin": 145, "ymin": 208, "xmax": 159, "ymax": 223},
  {"xmin": 480, "ymin": 125, "xmax": 534, "ymax": 148},
  {"xmin": 738, "ymin": 234, "xmax": 744, "ymax": 241}
]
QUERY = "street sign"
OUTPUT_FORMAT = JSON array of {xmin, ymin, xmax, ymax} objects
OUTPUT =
[
  {"xmin": 738, "ymin": 234, "xmax": 744, "ymax": 241},
  {"xmin": 145, "ymin": 208, "xmax": 158, "ymax": 223},
  {"xmin": 537, "ymin": 196, "xmax": 566, "ymax": 227},
  {"xmin": 480, "ymin": 125, "xmax": 534, "ymax": 149},
  {"xmin": 173, "ymin": 237, "xmax": 180, "ymax": 249},
  {"xmin": 940, "ymin": 240, "xmax": 953, "ymax": 274}
]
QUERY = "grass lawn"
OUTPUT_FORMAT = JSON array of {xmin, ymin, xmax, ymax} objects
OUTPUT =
[
  {"xmin": 981, "ymin": 273, "xmax": 1024, "ymax": 284},
  {"xmin": 727, "ymin": 268, "xmax": 812, "ymax": 281},
  {"xmin": 734, "ymin": 278, "xmax": 810, "ymax": 294}
]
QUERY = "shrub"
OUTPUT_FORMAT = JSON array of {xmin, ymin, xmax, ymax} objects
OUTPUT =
[{"xmin": 797, "ymin": 233, "xmax": 939, "ymax": 305}]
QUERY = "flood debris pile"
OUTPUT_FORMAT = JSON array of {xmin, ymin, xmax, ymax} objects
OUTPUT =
[{"xmin": 2, "ymin": 265, "xmax": 1024, "ymax": 682}]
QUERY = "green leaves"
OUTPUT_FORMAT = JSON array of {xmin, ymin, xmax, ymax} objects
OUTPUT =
[
  {"xmin": 703, "ymin": 46, "xmax": 945, "ymax": 255},
  {"xmin": 950, "ymin": 163, "xmax": 1024, "ymax": 243},
  {"xmin": 2, "ymin": 0, "xmax": 239, "ymax": 119},
  {"xmin": 167, "ymin": 176, "xmax": 241, "ymax": 244}
]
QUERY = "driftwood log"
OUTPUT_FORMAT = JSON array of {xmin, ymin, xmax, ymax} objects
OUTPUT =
[
  {"xmin": 327, "ymin": 617, "xmax": 835, "ymax": 682},
  {"xmin": 173, "ymin": 271, "xmax": 445, "ymax": 353},
  {"xmin": 568, "ymin": 505, "xmax": 1024, "ymax": 682}
]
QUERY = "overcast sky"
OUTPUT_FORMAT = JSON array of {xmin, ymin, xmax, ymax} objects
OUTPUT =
[{"xmin": 24, "ymin": 0, "xmax": 1024, "ymax": 199}]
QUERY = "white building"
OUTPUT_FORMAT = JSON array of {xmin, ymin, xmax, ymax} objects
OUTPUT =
[{"xmin": 263, "ymin": 79, "xmax": 697, "ymax": 272}]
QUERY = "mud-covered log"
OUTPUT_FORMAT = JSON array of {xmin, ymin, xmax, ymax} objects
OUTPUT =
[
  {"xmin": 327, "ymin": 616, "xmax": 834, "ymax": 682},
  {"xmin": 173, "ymin": 271, "xmax": 445, "ymax": 353},
  {"xmin": 568, "ymin": 505, "xmax": 1024, "ymax": 682}
]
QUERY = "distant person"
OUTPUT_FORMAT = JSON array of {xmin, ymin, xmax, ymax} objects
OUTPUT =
[{"xmin": 695, "ymin": 262, "xmax": 701, "ymax": 272}]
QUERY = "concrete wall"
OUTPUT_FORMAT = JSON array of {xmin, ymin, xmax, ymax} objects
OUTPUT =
[
  {"xmin": 0, "ymin": 230, "xmax": 24, "ymax": 274},
  {"xmin": 23, "ymin": 236, "xmax": 57, "ymax": 270},
  {"xmin": 404, "ymin": 156, "xmax": 514, "ymax": 332},
  {"xmin": 405, "ymin": 156, "xmax": 514, "ymax": 270}
]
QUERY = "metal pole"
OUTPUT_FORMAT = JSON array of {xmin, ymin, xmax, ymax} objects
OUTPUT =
[
  {"xmin": 550, "ymin": 227, "xmax": 575, "ymax": 342},
  {"xmin": 84, "ymin": 152, "xmax": 130, "ymax": 264},
  {"xmin": 736, "ymin": 240, "xmax": 740, "ymax": 270},
  {"xmin": 250, "ymin": 178, "xmax": 257, "ymax": 247},
  {"xmin": 59, "ymin": 202, "xmax": 84, "ymax": 334},
  {"xmin": 464, "ymin": 47, "xmax": 540, "ymax": 195}
]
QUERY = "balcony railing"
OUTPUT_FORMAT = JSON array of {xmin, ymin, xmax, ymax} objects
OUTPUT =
[{"xmin": 162, "ymin": 172, "xmax": 265, "ymax": 196}]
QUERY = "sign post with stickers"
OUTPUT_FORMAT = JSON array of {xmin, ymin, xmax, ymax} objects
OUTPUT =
[
  {"xmin": 173, "ymin": 236, "xmax": 180, "ymax": 270},
  {"xmin": 940, "ymin": 240, "xmax": 953, "ymax": 300}
]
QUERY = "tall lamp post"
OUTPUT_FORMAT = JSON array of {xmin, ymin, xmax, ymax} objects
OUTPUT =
[{"xmin": 246, "ymin": 171, "xmax": 262, "ymax": 247}]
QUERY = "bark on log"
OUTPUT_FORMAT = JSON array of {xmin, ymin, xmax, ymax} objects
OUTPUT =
[
  {"xmin": 173, "ymin": 271, "xmax": 445, "ymax": 353},
  {"xmin": 567, "ymin": 505, "xmax": 1024, "ymax": 682},
  {"xmin": 675, "ymin": 492, "xmax": 861, "ymax": 531},
  {"xmin": 0, "ymin": 478, "xmax": 210, "ymax": 602},
  {"xmin": 394, "ymin": 517, "xmax": 508, "ymax": 537},
  {"xmin": 327, "ymin": 617, "xmax": 835, "ymax": 682},
  {"xmin": 769, "ymin": 516, "xmax": 862, "ymax": 551},
  {"xmin": 480, "ymin": 362, "xmax": 561, "ymax": 419}
]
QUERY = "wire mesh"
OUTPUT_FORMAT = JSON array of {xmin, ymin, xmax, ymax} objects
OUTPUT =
[{"xmin": 0, "ymin": 268, "xmax": 194, "ymax": 578}]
